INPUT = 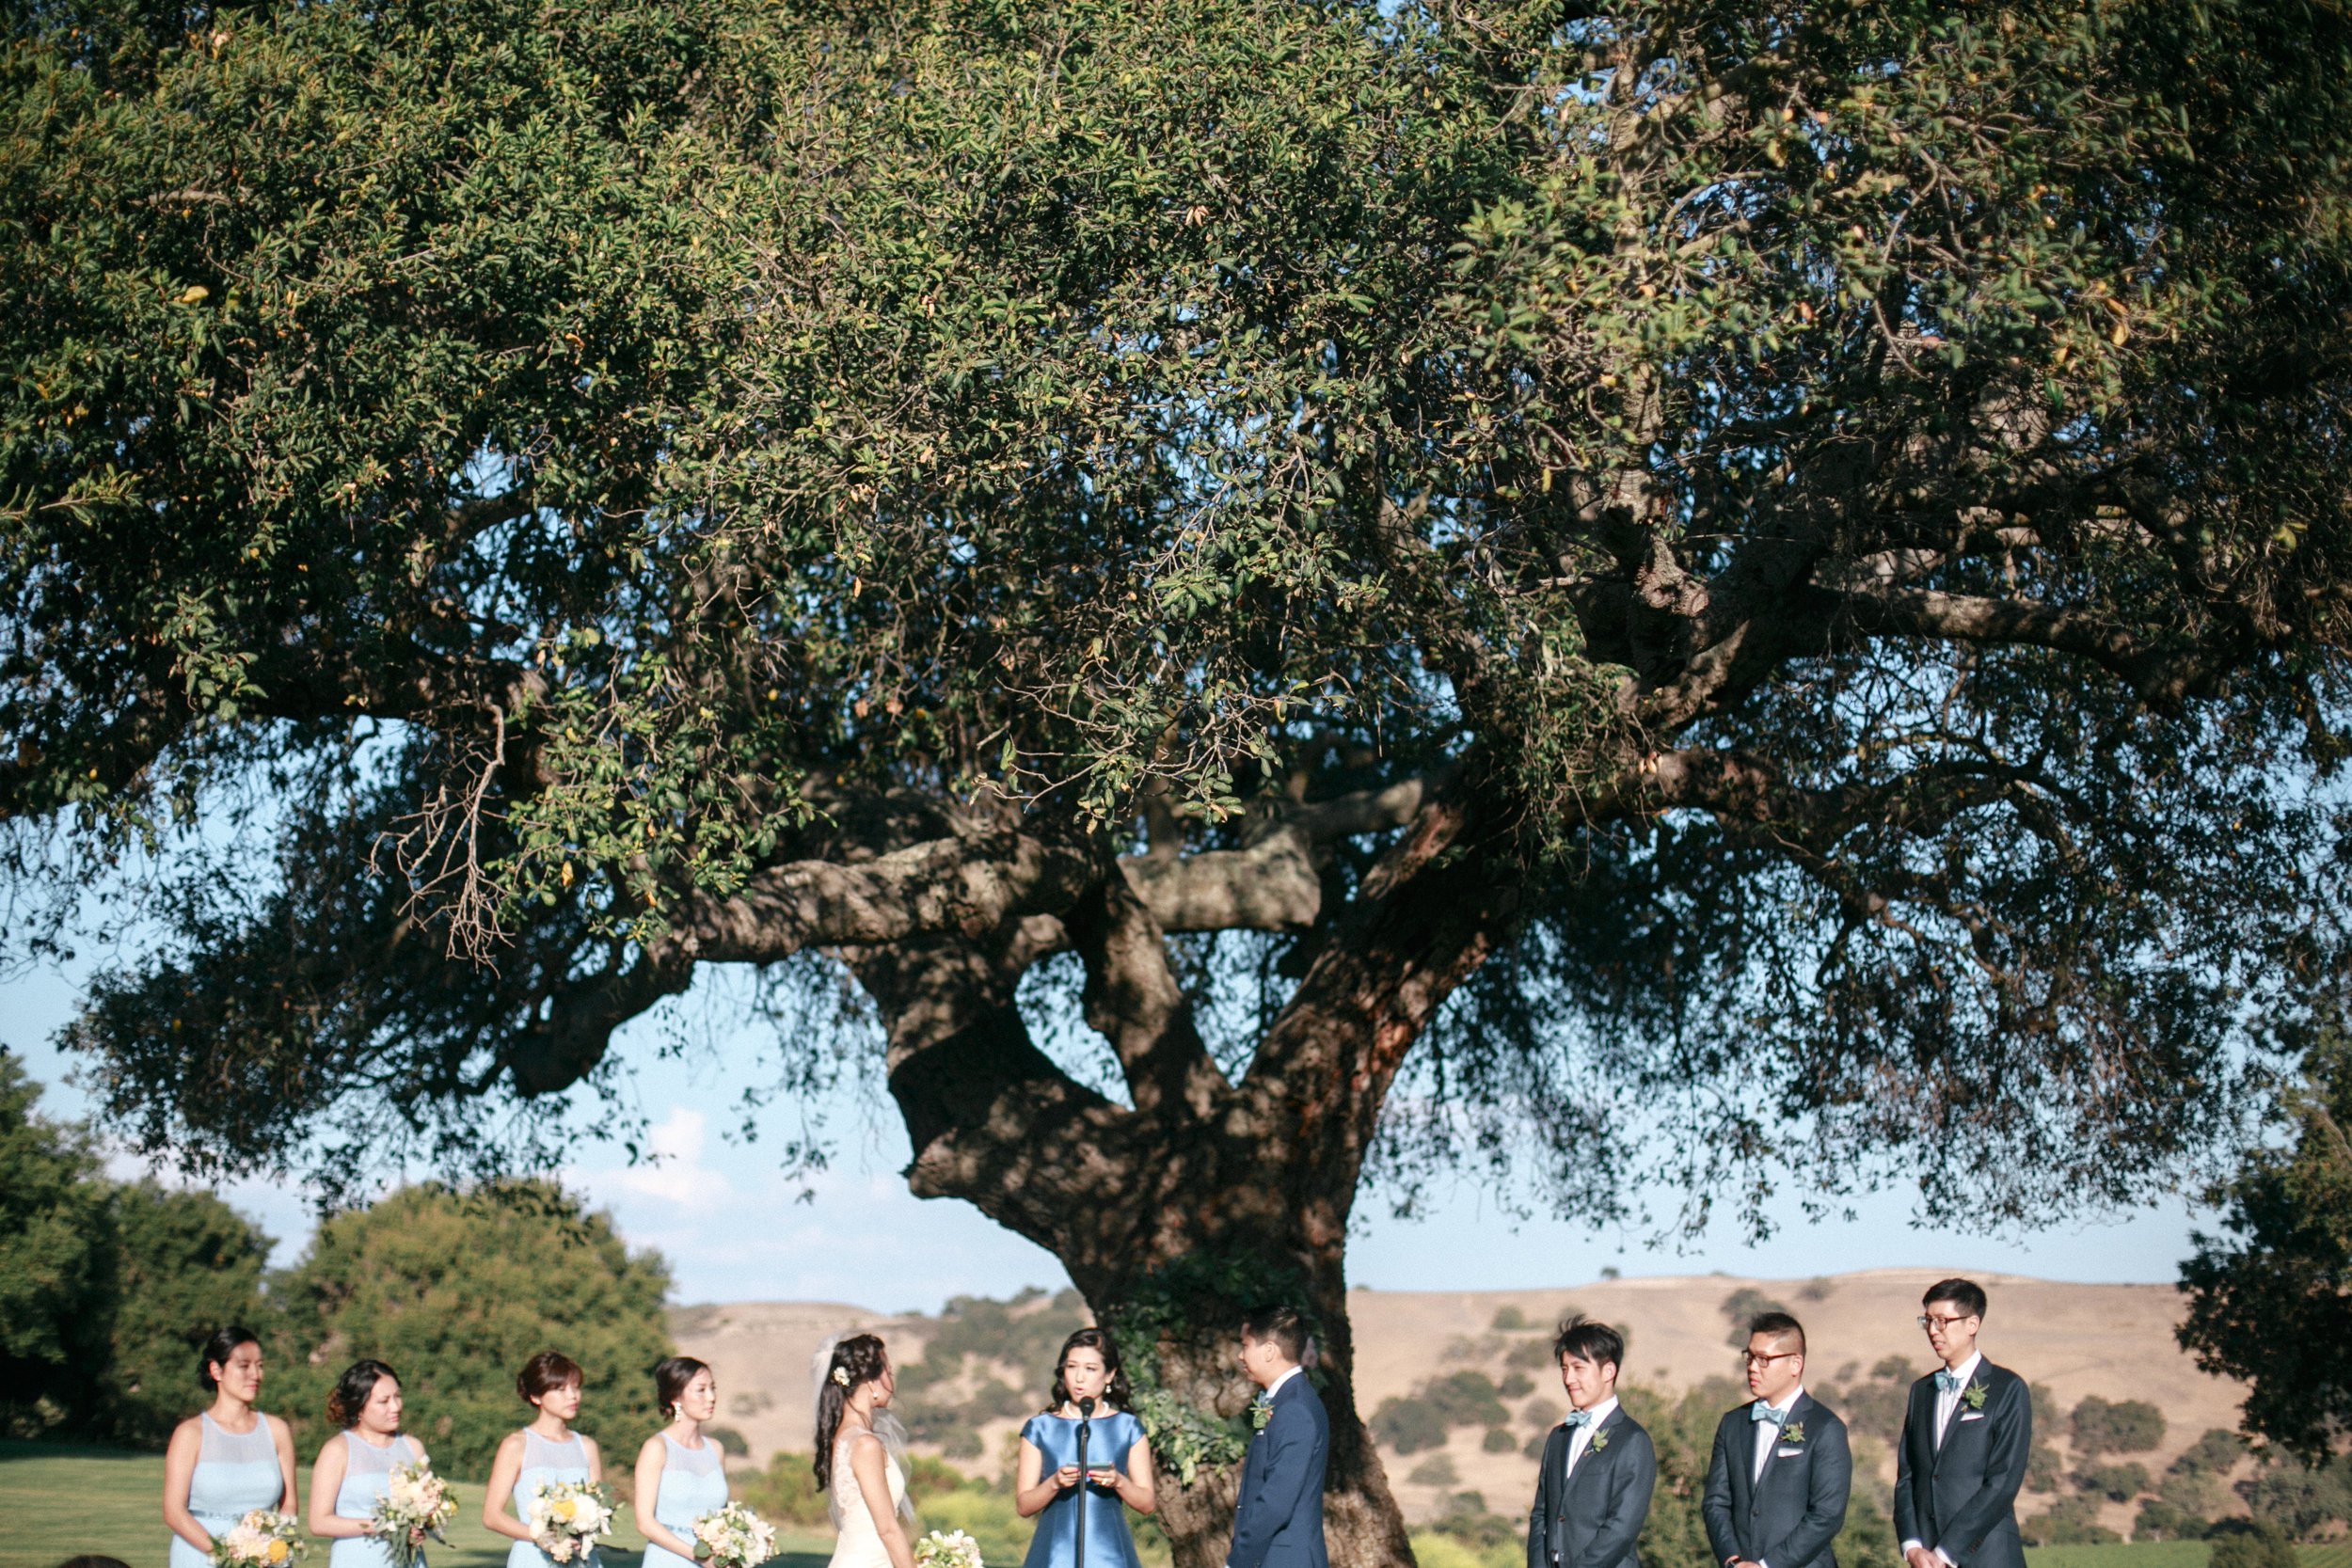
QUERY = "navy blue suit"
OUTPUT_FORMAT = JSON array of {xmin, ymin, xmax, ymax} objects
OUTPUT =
[
  {"xmin": 1228, "ymin": 1372, "xmax": 1328, "ymax": 1568},
  {"xmin": 1526, "ymin": 1404, "xmax": 1657, "ymax": 1568},
  {"xmin": 1893, "ymin": 1361, "xmax": 2029, "ymax": 1568},
  {"xmin": 1701, "ymin": 1393, "xmax": 1852, "ymax": 1568}
]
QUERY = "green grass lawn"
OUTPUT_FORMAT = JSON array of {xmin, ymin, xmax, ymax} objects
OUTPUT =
[
  {"xmin": 2015, "ymin": 1547, "xmax": 2351, "ymax": 1568},
  {"xmin": 0, "ymin": 1443, "xmax": 832, "ymax": 1568},
  {"xmin": 6, "ymin": 1447, "xmax": 2343, "ymax": 1568}
]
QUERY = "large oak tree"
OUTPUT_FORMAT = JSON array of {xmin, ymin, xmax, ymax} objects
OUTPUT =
[{"xmin": 9, "ymin": 0, "xmax": 2352, "ymax": 1559}]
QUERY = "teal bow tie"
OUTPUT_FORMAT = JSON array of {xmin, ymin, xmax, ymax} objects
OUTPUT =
[
  {"xmin": 1752, "ymin": 1402, "xmax": 1788, "ymax": 1425},
  {"xmin": 1563, "ymin": 1408, "xmax": 1595, "ymax": 1430},
  {"xmin": 1934, "ymin": 1369, "xmax": 1963, "ymax": 1394}
]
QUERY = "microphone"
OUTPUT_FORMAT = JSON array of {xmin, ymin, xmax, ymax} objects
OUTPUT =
[
  {"xmin": 1078, "ymin": 1397, "xmax": 1096, "ymax": 1418},
  {"xmin": 1074, "ymin": 1396, "xmax": 1097, "ymax": 1568}
]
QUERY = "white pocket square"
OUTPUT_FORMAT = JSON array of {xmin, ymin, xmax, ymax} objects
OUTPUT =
[
  {"xmin": 1959, "ymin": 1412, "xmax": 1986, "ymax": 1421},
  {"xmin": 1776, "ymin": 1446, "xmax": 1805, "ymax": 1456}
]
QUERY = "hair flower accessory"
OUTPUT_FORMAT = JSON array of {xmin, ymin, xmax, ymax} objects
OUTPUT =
[{"xmin": 831, "ymin": 1367, "xmax": 851, "ymax": 1388}]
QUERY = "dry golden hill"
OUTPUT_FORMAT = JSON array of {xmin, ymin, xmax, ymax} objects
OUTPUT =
[{"xmin": 671, "ymin": 1269, "xmax": 2246, "ymax": 1537}]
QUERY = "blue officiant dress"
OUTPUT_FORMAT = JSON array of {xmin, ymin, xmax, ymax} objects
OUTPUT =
[{"xmin": 1020, "ymin": 1411, "xmax": 1145, "ymax": 1568}]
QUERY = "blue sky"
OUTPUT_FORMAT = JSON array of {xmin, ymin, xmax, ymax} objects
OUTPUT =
[{"xmin": 3, "ymin": 955, "xmax": 2208, "ymax": 1312}]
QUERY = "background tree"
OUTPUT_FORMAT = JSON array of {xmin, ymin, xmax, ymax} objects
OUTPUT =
[
  {"xmin": 269, "ymin": 1182, "xmax": 673, "ymax": 1477},
  {"xmin": 11, "ymin": 0, "xmax": 2352, "ymax": 1561},
  {"xmin": 2180, "ymin": 1034, "xmax": 2352, "ymax": 1463},
  {"xmin": 0, "ymin": 1054, "xmax": 272, "ymax": 1443}
]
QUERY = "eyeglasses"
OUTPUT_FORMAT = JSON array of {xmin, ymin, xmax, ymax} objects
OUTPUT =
[
  {"xmin": 1742, "ymin": 1351, "xmax": 1802, "ymax": 1367},
  {"xmin": 1916, "ymin": 1313, "xmax": 1977, "ymax": 1330}
]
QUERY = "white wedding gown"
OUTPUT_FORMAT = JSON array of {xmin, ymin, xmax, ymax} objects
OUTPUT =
[{"xmin": 828, "ymin": 1429, "xmax": 907, "ymax": 1568}]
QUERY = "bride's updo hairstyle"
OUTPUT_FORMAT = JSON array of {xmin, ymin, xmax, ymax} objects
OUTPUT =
[
  {"xmin": 812, "ymin": 1334, "xmax": 889, "ymax": 1491},
  {"xmin": 1047, "ymin": 1327, "xmax": 1134, "ymax": 1413}
]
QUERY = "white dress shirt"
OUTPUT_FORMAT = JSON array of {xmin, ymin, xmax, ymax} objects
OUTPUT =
[
  {"xmin": 1265, "ymin": 1365, "xmax": 1305, "ymax": 1402},
  {"xmin": 1931, "ymin": 1351, "xmax": 1983, "ymax": 1449},
  {"xmin": 1754, "ymin": 1386, "xmax": 1805, "ymax": 1481},
  {"xmin": 1563, "ymin": 1395, "xmax": 1620, "ymax": 1478},
  {"xmin": 1902, "ymin": 1352, "xmax": 1985, "ymax": 1563}
]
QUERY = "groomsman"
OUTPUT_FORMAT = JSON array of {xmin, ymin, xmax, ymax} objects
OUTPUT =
[
  {"xmin": 1702, "ymin": 1312, "xmax": 1852, "ymax": 1568},
  {"xmin": 1895, "ymin": 1279, "xmax": 2030, "ymax": 1568},
  {"xmin": 1527, "ymin": 1318, "xmax": 1656, "ymax": 1568}
]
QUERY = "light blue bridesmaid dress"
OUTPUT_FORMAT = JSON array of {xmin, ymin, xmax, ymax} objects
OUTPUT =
[
  {"xmin": 507, "ymin": 1429, "xmax": 599, "ymax": 1568},
  {"xmin": 330, "ymin": 1431, "xmax": 423, "ymax": 1568},
  {"xmin": 1019, "ymin": 1411, "xmax": 1146, "ymax": 1568},
  {"xmin": 638, "ymin": 1434, "xmax": 731, "ymax": 1568},
  {"xmin": 171, "ymin": 1413, "xmax": 286, "ymax": 1568}
]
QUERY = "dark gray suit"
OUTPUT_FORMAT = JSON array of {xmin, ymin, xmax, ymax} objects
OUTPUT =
[
  {"xmin": 1893, "ymin": 1360, "xmax": 2029, "ymax": 1568},
  {"xmin": 1701, "ymin": 1393, "xmax": 1852, "ymax": 1568},
  {"xmin": 1526, "ymin": 1403, "xmax": 1658, "ymax": 1568},
  {"xmin": 1229, "ymin": 1372, "xmax": 1328, "ymax": 1568}
]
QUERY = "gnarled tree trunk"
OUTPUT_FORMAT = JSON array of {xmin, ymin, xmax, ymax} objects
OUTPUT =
[{"xmin": 840, "ymin": 787, "xmax": 1521, "ymax": 1568}]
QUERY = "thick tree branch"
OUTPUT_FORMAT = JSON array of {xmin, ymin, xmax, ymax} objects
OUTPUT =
[
  {"xmin": 1820, "ymin": 585, "xmax": 2236, "ymax": 706},
  {"xmin": 1065, "ymin": 872, "xmax": 1231, "ymax": 1118}
]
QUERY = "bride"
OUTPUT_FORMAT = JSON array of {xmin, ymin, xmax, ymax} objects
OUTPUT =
[{"xmin": 814, "ymin": 1335, "xmax": 914, "ymax": 1568}]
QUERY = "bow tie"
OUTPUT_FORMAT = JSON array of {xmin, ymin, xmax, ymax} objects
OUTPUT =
[
  {"xmin": 1934, "ymin": 1369, "xmax": 1964, "ymax": 1395},
  {"xmin": 1751, "ymin": 1402, "xmax": 1788, "ymax": 1425},
  {"xmin": 1563, "ymin": 1408, "xmax": 1596, "ymax": 1430}
]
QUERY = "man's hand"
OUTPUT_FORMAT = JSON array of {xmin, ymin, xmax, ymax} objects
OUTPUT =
[{"xmin": 1906, "ymin": 1546, "xmax": 1943, "ymax": 1568}]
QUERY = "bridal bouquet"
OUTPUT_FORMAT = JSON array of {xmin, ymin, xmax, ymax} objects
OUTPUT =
[
  {"xmin": 210, "ymin": 1510, "xmax": 308, "ymax": 1568},
  {"xmin": 372, "ymin": 1460, "xmax": 456, "ymax": 1568},
  {"xmin": 914, "ymin": 1530, "xmax": 985, "ymax": 1568},
  {"xmin": 689, "ymin": 1502, "xmax": 778, "ymax": 1568},
  {"xmin": 525, "ymin": 1479, "xmax": 615, "ymax": 1563}
]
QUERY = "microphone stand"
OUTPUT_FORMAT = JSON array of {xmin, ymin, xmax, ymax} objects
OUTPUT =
[{"xmin": 1074, "ymin": 1397, "xmax": 1096, "ymax": 1568}]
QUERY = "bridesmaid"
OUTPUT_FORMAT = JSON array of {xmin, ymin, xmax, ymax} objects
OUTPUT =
[
  {"xmin": 1014, "ymin": 1329, "xmax": 1157, "ymax": 1568},
  {"xmin": 163, "ymin": 1327, "xmax": 299, "ymax": 1568},
  {"xmin": 483, "ymin": 1352, "xmax": 605, "ymax": 1568},
  {"xmin": 308, "ymin": 1360, "xmax": 431, "ymax": 1568},
  {"xmin": 633, "ymin": 1357, "xmax": 730, "ymax": 1568}
]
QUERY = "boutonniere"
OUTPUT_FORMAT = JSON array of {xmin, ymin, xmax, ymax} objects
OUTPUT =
[
  {"xmin": 1249, "ymin": 1393, "xmax": 1273, "ymax": 1432},
  {"xmin": 1780, "ymin": 1423, "xmax": 1805, "ymax": 1446},
  {"xmin": 1590, "ymin": 1429, "xmax": 1610, "ymax": 1451},
  {"xmin": 1962, "ymin": 1381, "xmax": 1987, "ymax": 1412}
]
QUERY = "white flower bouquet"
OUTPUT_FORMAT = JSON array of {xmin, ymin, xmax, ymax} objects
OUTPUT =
[
  {"xmin": 689, "ymin": 1502, "xmax": 778, "ymax": 1568},
  {"xmin": 372, "ymin": 1460, "xmax": 456, "ymax": 1568},
  {"xmin": 914, "ymin": 1530, "xmax": 985, "ymax": 1568},
  {"xmin": 525, "ymin": 1479, "xmax": 615, "ymax": 1563},
  {"xmin": 210, "ymin": 1510, "xmax": 309, "ymax": 1568}
]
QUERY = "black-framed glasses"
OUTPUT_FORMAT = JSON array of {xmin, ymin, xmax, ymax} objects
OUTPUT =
[
  {"xmin": 1742, "ymin": 1351, "xmax": 1802, "ymax": 1367},
  {"xmin": 1916, "ymin": 1312, "xmax": 1976, "ymax": 1330}
]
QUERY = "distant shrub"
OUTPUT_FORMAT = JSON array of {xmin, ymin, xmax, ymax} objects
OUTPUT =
[
  {"xmin": 1523, "ymin": 1433, "xmax": 1548, "ymax": 1459},
  {"xmin": 1408, "ymin": 1454, "xmax": 1461, "ymax": 1487},
  {"xmin": 1508, "ymin": 1337, "xmax": 1559, "ymax": 1370},
  {"xmin": 2075, "ymin": 1461, "xmax": 2150, "ymax": 1502},
  {"xmin": 1374, "ymin": 1397, "xmax": 1449, "ymax": 1454},
  {"xmin": 2133, "ymin": 1498, "xmax": 2208, "ymax": 1543},
  {"xmin": 2210, "ymin": 1522, "xmax": 2300, "ymax": 1568},
  {"xmin": 1799, "ymin": 1278, "xmax": 1836, "ymax": 1302},
  {"xmin": 1482, "ymin": 1427, "xmax": 1517, "ymax": 1452},
  {"xmin": 706, "ymin": 1426, "xmax": 749, "ymax": 1458},
  {"xmin": 1490, "ymin": 1306, "xmax": 1530, "ymax": 1332},
  {"xmin": 2171, "ymin": 1428, "xmax": 2249, "ymax": 1479},
  {"xmin": 739, "ymin": 1451, "xmax": 830, "ymax": 1528},
  {"xmin": 2246, "ymin": 1450, "xmax": 2352, "ymax": 1541},
  {"xmin": 1523, "ymin": 1398, "xmax": 1564, "ymax": 1431},
  {"xmin": 1498, "ymin": 1370, "xmax": 1534, "ymax": 1400},
  {"xmin": 2024, "ymin": 1496, "xmax": 2120, "ymax": 1546},
  {"xmin": 2027, "ymin": 1442, "xmax": 2065, "ymax": 1494},
  {"xmin": 2071, "ymin": 1395, "xmax": 2166, "ymax": 1457},
  {"xmin": 1719, "ymin": 1288, "xmax": 1794, "ymax": 1349}
]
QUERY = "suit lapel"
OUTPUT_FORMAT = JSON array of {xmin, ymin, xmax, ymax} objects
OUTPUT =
[{"xmin": 1568, "ymin": 1407, "xmax": 1617, "ymax": 1491}]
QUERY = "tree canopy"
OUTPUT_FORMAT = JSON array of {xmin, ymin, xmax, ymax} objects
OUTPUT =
[{"xmin": 10, "ymin": 0, "xmax": 2352, "ymax": 1560}]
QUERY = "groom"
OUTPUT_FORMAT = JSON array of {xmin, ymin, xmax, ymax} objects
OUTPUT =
[{"xmin": 1227, "ymin": 1305, "xmax": 1328, "ymax": 1568}]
